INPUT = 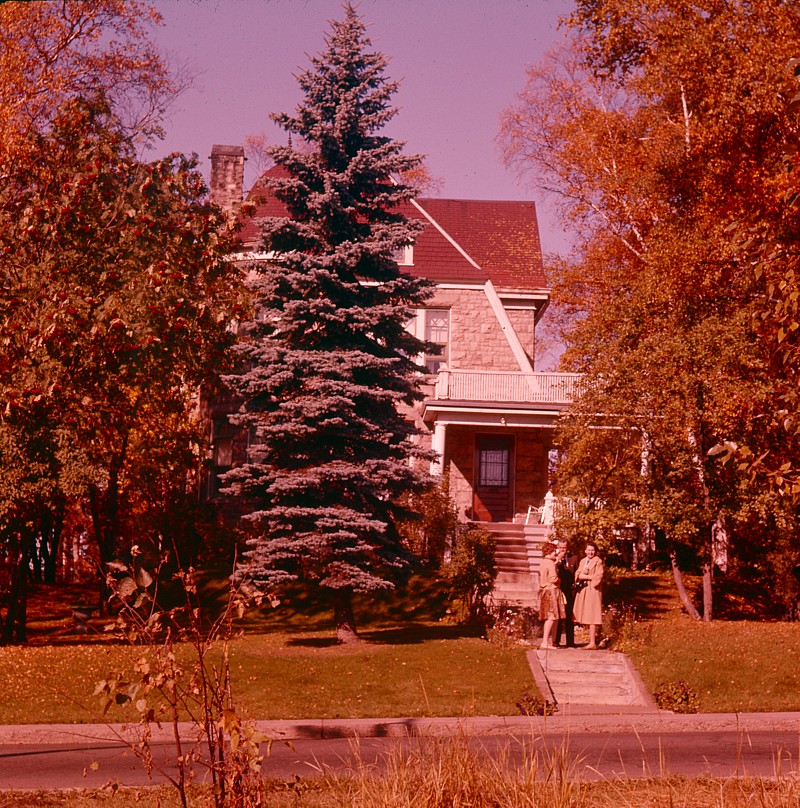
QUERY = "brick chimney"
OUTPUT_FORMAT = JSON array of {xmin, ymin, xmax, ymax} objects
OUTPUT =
[{"xmin": 209, "ymin": 144, "xmax": 245, "ymax": 213}]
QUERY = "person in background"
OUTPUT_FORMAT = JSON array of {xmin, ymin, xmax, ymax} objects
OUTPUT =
[
  {"xmin": 555, "ymin": 539, "xmax": 578, "ymax": 647},
  {"xmin": 573, "ymin": 541, "xmax": 604, "ymax": 649},
  {"xmin": 538, "ymin": 541, "xmax": 565, "ymax": 650}
]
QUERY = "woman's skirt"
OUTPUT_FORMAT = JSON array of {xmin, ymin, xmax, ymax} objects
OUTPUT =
[{"xmin": 539, "ymin": 586, "xmax": 566, "ymax": 621}]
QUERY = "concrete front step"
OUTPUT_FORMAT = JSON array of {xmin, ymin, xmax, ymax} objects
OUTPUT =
[
  {"xmin": 538, "ymin": 655, "xmax": 628, "ymax": 674},
  {"xmin": 492, "ymin": 571, "xmax": 538, "ymax": 609},
  {"xmin": 495, "ymin": 548, "xmax": 531, "ymax": 558},
  {"xmin": 540, "ymin": 679, "xmax": 636, "ymax": 704},
  {"xmin": 495, "ymin": 562, "xmax": 533, "ymax": 574},
  {"xmin": 480, "ymin": 521, "xmax": 526, "ymax": 531},
  {"xmin": 496, "ymin": 571, "xmax": 535, "ymax": 584},
  {"xmin": 529, "ymin": 649, "xmax": 659, "ymax": 710},
  {"xmin": 550, "ymin": 689, "xmax": 637, "ymax": 705},
  {"xmin": 494, "ymin": 573, "xmax": 536, "ymax": 591},
  {"xmin": 545, "ymin": 670, "xmax": 630, "ymax": 686},
  {"xmin": 491, "ymin": 592, "xmax": 538, "ymax": 607},
  {"xmin": 471, "ymin": 520, "xmax": 547, "ymax": 607}
]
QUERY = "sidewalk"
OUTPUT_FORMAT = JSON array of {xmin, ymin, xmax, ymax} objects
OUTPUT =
[{"xmin": 1, "ymin": 711, "xmax": 799, "ymax": 745}]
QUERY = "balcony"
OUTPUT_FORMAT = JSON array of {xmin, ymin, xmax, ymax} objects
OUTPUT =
[{"xmin": 432, "ymin": 369, "xmax": 583, "ymax": 406}]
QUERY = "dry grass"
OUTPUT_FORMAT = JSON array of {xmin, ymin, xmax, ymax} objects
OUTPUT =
[
  {"xmin": 315, "ymin": 733, "xmax": 585, "ymax": 807},
  {"xmin": 3, "ymin": 749, "xmax": 800, "ymax": 807}
]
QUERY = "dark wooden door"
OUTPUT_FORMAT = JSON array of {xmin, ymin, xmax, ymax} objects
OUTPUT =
[{"xmin": 472, "ymin": 435, "xmax": 514, "ymax": 522}]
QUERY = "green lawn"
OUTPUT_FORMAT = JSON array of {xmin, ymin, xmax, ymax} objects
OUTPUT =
[
  {"xmin": 605, "ymin": 570, "xmax": 800, "ymax": 713},
  {"xmin": 0, "ymin": 624, "xmax": 535, "ymax": 725},
  {"xmin": 619, "ymin": 615, "xmax": 800, "ymax": 713},
  {"xmin": 4, "ymin": 570, "xmax": 800, "ymax": 725}
]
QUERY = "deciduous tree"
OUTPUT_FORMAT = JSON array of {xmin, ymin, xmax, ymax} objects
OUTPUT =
[
  {"xmin": 0, "ymin": 0, "xmax": 175, "ymax": 160},
  {"xmin": 0, "ymin": 97, "xmax": 243, "ymax": 640},
  {"xmin": 501, "ymin": 1, "xmax": 800, "ymax": 619}
]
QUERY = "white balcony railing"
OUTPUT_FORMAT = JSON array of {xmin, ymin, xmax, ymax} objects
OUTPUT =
[{"xmin": 433, "ymin": 369, "xmax": 583, "ymax": 405}]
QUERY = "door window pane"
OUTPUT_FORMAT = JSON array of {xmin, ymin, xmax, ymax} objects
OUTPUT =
[{"xmin": 480, "ymin": 448, "xmax": 509, "ymax": 487}]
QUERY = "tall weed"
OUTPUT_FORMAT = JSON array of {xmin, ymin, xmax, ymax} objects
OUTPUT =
[{"xmin": 320, "ymin": 731, "xmax": 585, "ymax": 807}]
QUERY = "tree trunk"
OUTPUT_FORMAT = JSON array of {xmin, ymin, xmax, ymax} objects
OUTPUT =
[
  {"xmin": 29, "ymin": 534, "xmax": 42, "ymax": 583},
  {"xmin": 2, "ymin": 530, "xmax": 32, "ymax": 644},
  {"xmin": 89, "ymin": 484, "xmax": 116, "ymax": 615},
  {"xmin": 702, "ymin": 559, "xmax": 713, "ymax": 622},
  {"xmin": 688, "ymin": 427, "xmax": 715, "ymax": 621},
  {"xmin": 41, "ymin": 503, "xmax": 64, "ymax": 585},
  {"xmin": 332, "ymin": 590, "xmax": 359, "ymax": 644},
  {"xmin": 669, "ymin": 545, "xmax": 701, "ymax": 620}
]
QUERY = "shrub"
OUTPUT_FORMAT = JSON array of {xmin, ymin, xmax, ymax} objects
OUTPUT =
[
  {"xmin": 397, "ymin": 477, "xmax": 458, "ymax": 565},
  {"xmin": 487, "ymin": 603, "xmax": 538, "ymax": 646},
  {"xmin": 602, "ymin": 602, "xmax": 645, "ymax": 649},
  {"xmin": 445, "ymin": 525, "xmax": 496, "ymax": 627},
  {"xmin": 516, "ymin": 691, "xmax": 557, "ymax": 716},
  {"xmin": 95, "ymin": 556, "xmax": 270, "ymax": 808},
  {"xmin": 653, "ymin": 679, "xmax": 700, "ymax": 713}
]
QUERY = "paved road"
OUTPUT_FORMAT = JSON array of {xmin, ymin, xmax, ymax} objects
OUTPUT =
[{"xmin": 1, "ymin": 728, "xmax": 799, "ymax": 790}]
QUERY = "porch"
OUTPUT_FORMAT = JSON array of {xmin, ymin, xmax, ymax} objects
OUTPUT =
[
  {"xmin": 433, "ymin": 369, "xmax": 583, "ymax": 405},
  {"xmin": 420, "ymin": 370, "xmax": 581, "ymax": 524}
]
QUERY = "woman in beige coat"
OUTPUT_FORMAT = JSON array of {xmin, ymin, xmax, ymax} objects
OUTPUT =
[{"xmin": 572, "ymin": 542, "xmax": 603, "ymax": 649}]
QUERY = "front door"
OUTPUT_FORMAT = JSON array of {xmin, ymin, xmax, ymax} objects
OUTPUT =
[{"xmin": 473, "ymin": 435, "xmax": 514, "ymax": 522}]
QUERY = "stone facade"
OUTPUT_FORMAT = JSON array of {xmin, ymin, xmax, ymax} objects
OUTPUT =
[
  {"xmin": 444, "ymin": 425, "xmax": 552, "ymax": 521},
  {"xmin": 427, "ymin": 287, "xmax": 536, "ymax": 371},
  {"xmin": 203, "ymin": 151, "xmax": 558, "ymax": 528}
]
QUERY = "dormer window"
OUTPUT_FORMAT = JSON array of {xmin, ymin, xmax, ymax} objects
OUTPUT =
[
  {"xmin": 392, "ymin": 245, "xmax": 414, "ymax": 266},
  {"xmin": 404, "ymin": 307, "xmax": 450, "ymax": 374}
]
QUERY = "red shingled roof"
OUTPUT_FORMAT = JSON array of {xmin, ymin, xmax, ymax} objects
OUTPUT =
[{"xmin": 236, "ymin": 166, "xmax": 546, "ymax": 291}]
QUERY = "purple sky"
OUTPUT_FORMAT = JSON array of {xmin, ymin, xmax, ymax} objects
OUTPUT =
[{"xmin": 147, "ymin": 0, "xmax": 575, "ymax": 255}]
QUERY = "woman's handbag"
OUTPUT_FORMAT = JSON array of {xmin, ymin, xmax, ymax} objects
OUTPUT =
[{"xmin": 572, "ymin": 579, "xmax": 588, "ymax": 593}]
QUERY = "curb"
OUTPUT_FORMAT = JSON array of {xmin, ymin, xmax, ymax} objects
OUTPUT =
[{"xmin": 1, "ymin": 712, "xmax": 799, "ymax": 745}]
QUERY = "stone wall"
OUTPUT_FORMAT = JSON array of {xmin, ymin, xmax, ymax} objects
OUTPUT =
[
  {"xmin": 428, "ymin": 287, "xmax": 535, "ymax": 371},
  {"xmin": 506, "ymin": 308, "xmax": 536, "ymax": 368}
]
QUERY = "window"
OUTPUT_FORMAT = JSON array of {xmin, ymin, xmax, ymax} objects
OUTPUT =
[
  {"xmin": 479, "ymin": 447, "xmax": 509, "ymax": 487},
  {"xmin": 405, "ymin": 308, "xmax": 450, "ymax": 374},
  {"xmin": 209, "ymin": 417, "xmax": 234, "ymax": 496},
  {"xmin": 392, "ymin": 245, "xmax": 414, "ymax": 266},
  {"xmin": 423, "ymin": 309, "xmax": 449, "ymax": 373}
]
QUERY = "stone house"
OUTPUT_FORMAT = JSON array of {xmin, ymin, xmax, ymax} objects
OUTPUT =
[{"xmin": 206, "ymin": 145, "xmax": 580, "ymax": 605}]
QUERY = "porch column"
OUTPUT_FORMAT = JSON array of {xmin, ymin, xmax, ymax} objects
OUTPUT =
[{"xmin": 430, "ymin": 421, "xmax": 446, "ymax": 476}]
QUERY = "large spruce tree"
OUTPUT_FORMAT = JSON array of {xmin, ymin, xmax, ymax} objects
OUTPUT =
[{"xmin": 223, "ymin": 4, "xmax": 433, "ymax": 643}]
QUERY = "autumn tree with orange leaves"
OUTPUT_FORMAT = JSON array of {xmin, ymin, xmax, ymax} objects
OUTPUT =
[
  {"xmin": 501, "ymin": 0, "xmax": 800, "ymax": 620},
  {"xmin": 0, "ymin": 2, "xmax": 243, "ymax": 642},
  {"xmin": 0, "ymin": 0, "xmax": 175, "ymax": 159}
]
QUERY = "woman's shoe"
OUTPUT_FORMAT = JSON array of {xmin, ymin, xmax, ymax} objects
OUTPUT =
[{"xmin": 584, "ymin": 643, "xmax": 598, "ymax": 650}]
